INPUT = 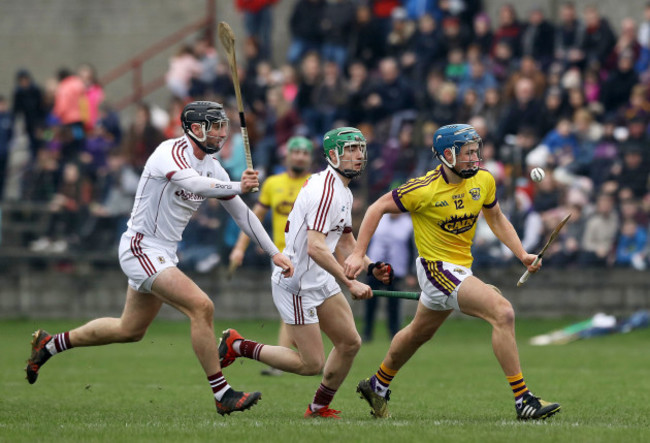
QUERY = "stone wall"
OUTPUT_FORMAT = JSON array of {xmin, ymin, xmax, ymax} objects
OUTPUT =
[{"xmin": 1, "ymin": 266, "xmax": 648, "ymax": 320}]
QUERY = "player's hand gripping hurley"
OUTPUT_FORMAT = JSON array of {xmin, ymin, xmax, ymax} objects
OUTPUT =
[
  {"xmin": 218, "ymin": 21, "xmax": 258, "ymax": 192},
  {"xmin": 517, "ymin": 213, "xmax": 571, "ymax": 287}
]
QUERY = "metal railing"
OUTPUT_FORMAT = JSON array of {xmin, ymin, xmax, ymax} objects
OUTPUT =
[{"xmin": 98, "ymin": 0, "xmax": 216, "ymax": 110}]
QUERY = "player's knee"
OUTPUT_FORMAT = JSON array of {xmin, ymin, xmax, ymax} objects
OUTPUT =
[
  {"xmin": 301, "ymin": 359, "xmax": 324, "ymax": 376},
  {"xmin": 495, "ymin": 300, "xmax": 515, "ymax": 327},
  {"xmin": 192, "ymin": 297, "xmax": 214, "ymax": 322},
  {"xmin": 122, "ymin": 328, "xmax": 147, "ymax": 343},
  {"xmin": 347, "ymin": 333, "xmax": 362, "ymax": 355}
]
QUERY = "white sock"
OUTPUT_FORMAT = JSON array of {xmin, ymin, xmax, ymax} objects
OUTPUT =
[
  {"xmin": 375, "ymin": 384, "xmax": 389, "ymax": 397},
  {"xmin": 45, "ymin": 340, "xmax": 58, "ymax": 356},
  {"xmin": 214, "ymin": 385, "xmax": 231, "ymax": 401},
  {"xmin": 233, "ymin": 339, "xmax": 243, "ymax": 355}
]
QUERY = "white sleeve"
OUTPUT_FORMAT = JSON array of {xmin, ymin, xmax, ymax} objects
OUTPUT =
[
  {"xmin": 170, "ymin": 168, "xmax": 242, "ymax": 198},
  {"xmin": 220, "ymin": 196, "xmax": 279, "ymax": 257}
]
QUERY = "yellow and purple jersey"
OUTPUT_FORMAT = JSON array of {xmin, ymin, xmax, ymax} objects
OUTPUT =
[
  {"xmin": 258, "ymin": 172, "xmax": 310, "ymax": 251},
  {"xmin": 392, "ymin": 165, "xmax": 497, "ymax": 268}
]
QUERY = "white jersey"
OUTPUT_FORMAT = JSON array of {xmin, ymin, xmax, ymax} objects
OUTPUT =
[
  {"xmin": 127, "ymin": 135, "xmax": 233, "ymax": 243},
  {"xmin": 278, "ymin": 166, "xmax": 353, "ymax": 292}
]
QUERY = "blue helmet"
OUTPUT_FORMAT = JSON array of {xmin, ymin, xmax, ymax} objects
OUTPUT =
[{"xmin": 432, "ymin": 124, "xmax": 482, "ymax": 178}]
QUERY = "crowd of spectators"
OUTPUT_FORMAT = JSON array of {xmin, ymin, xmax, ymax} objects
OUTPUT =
[{"xmin": 2, "ymin": 1, "xmax": 650, "ymax": 273}]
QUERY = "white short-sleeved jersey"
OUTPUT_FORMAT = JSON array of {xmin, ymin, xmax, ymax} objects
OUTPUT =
[
  {"xmin": 127, "ymin": 135, "xmax": 233, "ymax": 243},
  {"xmin": 275, "ymin": 166, "xmax": 353, "ymax": 292}
]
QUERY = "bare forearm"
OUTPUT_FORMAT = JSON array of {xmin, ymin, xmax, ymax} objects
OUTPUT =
[
  {"xmin": 352, "ymin": 204, "xmax": 384, "ymax": 257},
  {"xmin": 489, "ymin": 213, "xmax": 526, "ymax": 260},
  {"xmin": 309, "ymin": 241, "xmax": 352, "ymax": 288}
]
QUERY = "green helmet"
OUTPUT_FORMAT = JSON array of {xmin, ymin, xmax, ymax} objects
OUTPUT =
[
  {"xmin": 287, "ymin": 136, "xmax": 314, "ymax": 153},
  {"xmin": 322, "ymin": 127, "xmax": 367, "ymax": 178}
]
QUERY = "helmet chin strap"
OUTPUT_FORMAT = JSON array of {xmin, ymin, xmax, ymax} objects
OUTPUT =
[
  {"xmin": 438, "ymin": 150, "xmax": 478, "ymax": 179},
  {"xmin": 327, "ymin": 153, "xmax": 363, "ymax": 179},
  {"xmin": 187, "ymin": 123, "xmax": 221, "ymax": 154}
]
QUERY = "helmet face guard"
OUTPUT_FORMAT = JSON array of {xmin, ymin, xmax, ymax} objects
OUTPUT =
[
  {"xmin": 432, "ymin": 124, "xmax": 482, "ymax": 178},
  {"xmin": 323, "ymin": 127, "xmax": 367, "ymax": 179},
  {"xmin": 181, "ymin": 101, "xmax": 230, "ymax": 154}
]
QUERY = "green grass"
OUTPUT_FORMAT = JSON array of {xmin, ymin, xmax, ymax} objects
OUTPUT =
[{"xmin": 2, "ymin": 317, "xmax": 650, "ymax": 442}]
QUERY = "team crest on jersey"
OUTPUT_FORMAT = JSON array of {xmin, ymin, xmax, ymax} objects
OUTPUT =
[
  {"xmin": 434, "ymin": 200, "xmax": 449, "ymax": 207},
  {"xmin": 439, "ymin": 213, "xmax": 479, "ymax": 235},
  {"xmin": 158, "ymin": 256, "xmax": 166, "ymax": 264},
  {"xmin": 469, "ymin": 187, "xmax": 481, "ymax": 201}
]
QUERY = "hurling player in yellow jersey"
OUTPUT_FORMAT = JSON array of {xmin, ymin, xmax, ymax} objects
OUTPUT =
[
  {"xmin": 345, "ymin": 124, "xmax": 560, "ymax": 421},
  {"xmin": 229, "ymin": 136, "xmax": 313, "ymax": 376}
]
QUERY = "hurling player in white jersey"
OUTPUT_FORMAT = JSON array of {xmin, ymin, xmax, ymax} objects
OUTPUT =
[
  {"xmin": 218, "ymin": 127, "xmax": 394, "ymax": 418},
  {"xmin": 24, "ymin": 101, "xmax": 294, "ymax": 417}
]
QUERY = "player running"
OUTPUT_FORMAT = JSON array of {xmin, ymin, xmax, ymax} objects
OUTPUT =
[
  {"xmin": 24, "ymin": 101, "xmax": 294, "ymax": 416},
  {"xmin": 229, "ymin": 135, "xmax": 314, "ymax": 376},
  {"xmin": 219, "ymin": 127, "xmax": 393, "ymax": 418},
  {"xmin": 345, "ymin": 124, "xmax": 561, "ymax": 420}
]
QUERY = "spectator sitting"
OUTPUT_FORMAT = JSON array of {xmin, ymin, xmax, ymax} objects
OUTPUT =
[
  {"xmin": 615, "ymin": 218, "xmax": 648, "ymax": 269},
  {"xmin": 542, "ymin": 117, "xmax": 578, "ymax": 165},
  {"xmin": 608, "ymin": 143, "xmax": 649, "ymax": 199},
  {"xmin": 457, "ymin": 58, "xmax": 498, "ymax": 103},
  {"xmin": 79, "ymin": 152, "xmax": 139, "ymax": 251},
  {"xmin": 29, "ymin": 162, "xmax": 91, "ymax": 253},
  {"xmin": 579, "ymin": 192, "xmax": 619, "ymax": 267}
]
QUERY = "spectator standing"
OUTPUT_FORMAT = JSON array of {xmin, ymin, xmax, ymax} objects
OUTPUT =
[
  {"xmin": 471, "ymin": 13, "xmax": 493, "ymax": 55},
  {"xmin": 12, "ymin": 69, "xmax": 43, "ymax": 159},
  {"xmin": 497, "ymin": 78, "xmax": 543, "ymax": 145},
  {"xmin": 165, "ymin": 45, "xmax": 202, "ymax": 100},
  {"xmin": 554, "ymin": 1, "xmax": 585, "ymax": 69},
  {"xmin": 320, "ymin": 0, "xmax": 356, "ymax": 70},
  {"xmin": 349, "ymin": 4, "xmax": 385, "ymax": 70},
  {"xmin": 0, "ymin": 96, "xmax": 13, "ymax": 200},
  {"xmin": 53, "ymin": 68, "xmax": 87, "ymax": 163},
  {"xmin": 521, "ymin": 7, "xmax": 555, "ymax": 70},
  {"xmin": 236, "ymin": 0, "xmax": 278, "ymax": 61},
  {"xmin": 492, "ymin": 4, "xmax": 523, "ymax": 59},
  {"xmin": 287, "ymin": 0, "xmax": 324, "ymax": 65},
  {"xmin": 637, "ymin": 3, "xmax": 650, "ymax": 73},
  {"xmin": 78, "ymin": 63, "xmax": 105, "ymax": 132},
  {"xmin": 580, "ymin": 5, "xmax": 616, "ymax": 68},
  {"xmin": 600, "ymin": 52, "xmax": 639, "ymax": 115},
  {"xmin": 122, "ymin": 103, "xmax": 165, "ymax": 172}
]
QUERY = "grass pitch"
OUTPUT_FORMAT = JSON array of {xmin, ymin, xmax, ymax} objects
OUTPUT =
[{"xmin": 2, "ymin": 317, "xmax": 649, "ymax": 442}]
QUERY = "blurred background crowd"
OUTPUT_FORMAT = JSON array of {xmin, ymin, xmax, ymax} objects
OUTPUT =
[{"xmin": 2, "ymin": 0, "xmax": 650, "ymax": 274}]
